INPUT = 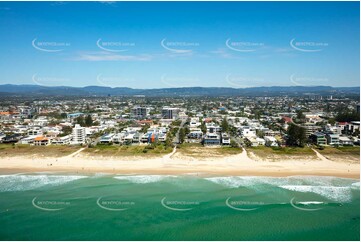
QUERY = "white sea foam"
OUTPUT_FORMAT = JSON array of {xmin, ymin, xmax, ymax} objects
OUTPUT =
[
  {"xmin": 280, "ymin": 185, "xmax": 352, "ymax": 203},
  {"xmin": 113, "ymin": 175, "xmax": 177, "ymax": 184},
  {"xmin": 204, "ymin": 176, "xmax": 299, "ymax": 188},
  {"xmin": 297, "ymin": 201, "xmax": 324, "ymax": 205},
  {"xmin": 205, "ymin": 176, "xmax": 358, "ymax": 188},
  {"xmin": 90, "ymin": 173, "xmax": 111, "ymax": 178},
  {"xmin": 0, "ymin": 174, "xmax": 88, "ymax": 192},
  {"xmin": 351, "ymin": 182, "xmax": 360, "ymax": 190},
  {"xmin": 205, "ymin": 176, "xmax": 358, "ymax": 203}
]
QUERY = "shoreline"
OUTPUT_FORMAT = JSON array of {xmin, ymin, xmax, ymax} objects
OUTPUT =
[
  {"xmin": 0, "ymin": 168, "xmax": 359, "ymax": 179},
  {"xmin": 0, "ymin": 151, "xmax": 359, "ymax": 179}
]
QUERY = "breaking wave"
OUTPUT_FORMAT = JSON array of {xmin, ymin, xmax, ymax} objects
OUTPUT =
[
  {"xmin": 281, "ymin": 185, "xmax": 352, "ymax": 203},
  {"xmin": 0, "ymin": 174, "xmax": 88, "ymax": 192},
  {"xmin": 204, "ymin": 176, "xmax": 359, "ymax": 203},
  {"xmin": 113, "ymin": 175, "xmax": 177, "ymax": 184}
]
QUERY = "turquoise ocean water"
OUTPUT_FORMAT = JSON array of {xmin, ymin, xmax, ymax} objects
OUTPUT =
[{"xmin": 0, "ymin": 173, "xmax": 359, "ymax": 240}]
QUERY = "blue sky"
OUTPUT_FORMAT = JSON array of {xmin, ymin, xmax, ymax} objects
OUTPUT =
[{"xmin": 0, "ymin": 1, "xmax": 359, "ymax": 88}]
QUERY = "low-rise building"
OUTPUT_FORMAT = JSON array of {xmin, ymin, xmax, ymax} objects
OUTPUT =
[
  {"xmin": 221, "ymin": 133, "xmax": 231, "ymax": 146},
  {"xmin": 206, "ymin": 123, "xmax": 222, "ymax": 133},
  {"xmin": 264, "ymin": 136, "xmax": 278, "ymax": 147},
  {"xmin": 99, "ymin": 133, "xmax": 115, "ymax": 144},
  {"xmin": 51, "ymin": 135, "xmax": 71, "ymax": 145},
  {"xmin": 188, "ymin": 128, "xmax": 203, "ymax": 139},
  {"xmin": 34, "ymin": 136, "xmax": 49, "ymax": 146},
  {"xmin": 19, "ymin": 136, "xmax": 36, "ymax": 145},
  {"xmin": 326, "ymin": 134, "xmax": 339, "ymax": 146},
  {"xmin": 339, "ymin": 136, "xmax": 353, "ymax": 146},
  {"xmin": 310, "ymin": 132, "xmax": 327, "ymax": 146},
  {"xmin": 158, "ymin": 133, "xmax": 167, "ymax": 142},
  {"xmin": 189, "ymin": 118, "xmax": 201, "ymax": 128},
  {"xmin": 256, "ymin": 137, "xmax": 266, "ymax": 146},
  {"xmin": 245, "ymin": 137, "xmax": 259, "ymax": 147},
  {"xmin": 203, "ymin": 133, "xmax": 221, "ymax": 146}
]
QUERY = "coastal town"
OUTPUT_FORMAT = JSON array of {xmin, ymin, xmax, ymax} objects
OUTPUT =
[
  {"xmin": 0, "ymin": 1, "xmax": 359, "ymax": 241},
  {"xmin": 0, "ymin": 93, "xmax": 359, "ymax": 161}
]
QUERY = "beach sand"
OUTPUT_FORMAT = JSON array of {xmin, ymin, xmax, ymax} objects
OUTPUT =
[{"xmin": 0, "ymin": 147, "xmax": 359, "ymax": 178}]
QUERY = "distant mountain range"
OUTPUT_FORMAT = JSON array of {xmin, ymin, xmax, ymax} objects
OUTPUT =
[{"xmin": 0, "ymin": 84, "xmax": 359, "ymax": 97}]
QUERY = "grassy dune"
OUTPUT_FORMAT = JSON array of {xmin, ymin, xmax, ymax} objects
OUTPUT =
[
  {"xmin": 175, "ymin": 143, "xmax": 243, "ymax": 159},
  {"xmin": 0, "ymin": 144, "xmax": 80, "ymax": 158},
  {"xmin": 247, "ymin": 146, "xmax": 317, "ymax": 161},
  {"xmin": 317, "ymin": 146, "xmax": 360, "ymax": 163},
  {"xmin": 83, "ymin": 144, "xmax": 173, "ymax": 157}
]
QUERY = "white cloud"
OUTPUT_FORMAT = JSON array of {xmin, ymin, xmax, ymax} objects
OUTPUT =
[
  {"xmin": 98, "ymin": 1, "xmax": 117, "ymax": 6},
  {"xmin": 209, "ymin": 48, "xmax": 242, "ymax": 59},
  {"xmin": 73, "ymin": 51, "xmax": 152, "ymax": 61}
]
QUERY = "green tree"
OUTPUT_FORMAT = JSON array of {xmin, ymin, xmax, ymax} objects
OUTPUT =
[
  {"xmin": 200, "ymin": 122, "xmax": 207, "ymax": 134},
  {"xmin": 221, "ymin": 118, "xmax": 229, "ymax": 132},
  {"xmin": 335, "ymin": 110, "xmax": 360, "ymax": 122},
  {"xmin": 230, "ymin": 139, "xmax": 239, "ymax": 148},
  {"xmin": 256, "ymin": 130, "xmax": 264, "ymax": 138},
  {"xmin": 85, "ymin": 115, "xmax": 93, "ymax": 127},
  {"xmin": 165, "ymin": 134, "xmax": 174, "ymax": 149},
  {"xmin": 296, "ymin": 110, "xmax": 305, "ymax": 120},
  {"xmin": 286, "ymin": 123, "xmax": 307, "ymax": 147},
  {"xmin": 328, "ymin": 118, "xmax": 336, "ymax": 126},
  {"xmin": 179, "ymin": 128, "xmax": 185, "ymax": 144},
  {"xmin": 184, "ymin": 126, "xmax": 190, "ymax": 135},
  {"xmin": 243, "ymin": 138, "xmax": 252, "ymax": 147},
  {"xmin": 76, "ymin": 116, "xmax": 85, "ymax": 126},
  {"xmin": 60, "ymin": 126, "xmax": 72, "ymax": 137}
]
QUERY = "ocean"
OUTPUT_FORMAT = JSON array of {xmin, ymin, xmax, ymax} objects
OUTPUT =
[{"xmin": 0, "ymin": 173, "xmax": 359, "ymax": 240}]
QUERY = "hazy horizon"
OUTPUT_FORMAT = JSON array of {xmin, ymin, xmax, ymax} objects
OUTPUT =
[{"xmin": 1, "ymin": 83, "xmax": 360, "ymax": 89}]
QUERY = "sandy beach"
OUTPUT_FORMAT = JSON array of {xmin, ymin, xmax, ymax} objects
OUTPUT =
[{"xmin": 0, "ymin": 147, "xmax": 359, "ymax": 178}]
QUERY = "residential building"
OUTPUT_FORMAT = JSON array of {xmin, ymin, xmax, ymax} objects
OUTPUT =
[
  {"xmin": 256, "ymin": 137, "xmax": 266, "ymax": 146},
  {"xmin": 303, "ymin": 124, "xmax": 322, "ymax": 137},
  {"xmin": 339, "ymin": 136, "xmax": 353, "ymax": 146},
  {"xmin": 188, "ymin": 128, "xmax": 203, "ymax": 139},
  {"xmin": 99, "ymin": 133, "xmax": 115, "ymax": 144},
  {"xmin": 310, "ymin": 132, "xmax": 327, "ymax": 146},
  {"xmin": 221, "ymin": 133, "xmax": 231, "ymax": 145},
  {"xmin": 264, "ymin": 136, "xmax": 279, "ymax": 147},
  {"xmin": 72, "ymin": 124, "xmax": 86, "ymax": 144},
  {"xmin": 132, "ymin": 106, "xmax": 150, "ymax": 119},
  {"xmin": 162, "ymin": 107, "xmax": 179, "ymax": 120},
  {"xmin": 206, "ymin": 123, "xmax": 222, "ymax": 133},
  {"xmin": 158, "ymin": 133, "xmax": 167, "ymax": 142},
  {"xmin": 28, "ymin": 127, "xmax": 43, "ymax": 136},
  {"xmin": 51, "ymin": 135, "xmax": 71, "ymax": 145},
  {"xmin": 326, "ymin": 134, "xmax": 339, "ymax": 146},
  {"xmin": 345, "ymin": 121, "xmax": 360, "ymax": 135},
  {"xmin": 245, "ymin": 137, "xmax": 259, "ymax": 147},
  {"xmin": 34, "ymin": 136, "xmax": 49, "ymax": 146},
  {"xmin": 203, "ymin": 133, "xmax": 221, "ymax": 146},
  {"xmin": 189, "ymin": 118, "xmax": 201, "ymax": 128}
]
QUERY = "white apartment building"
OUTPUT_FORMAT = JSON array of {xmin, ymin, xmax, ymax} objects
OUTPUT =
[
  {"xmin": 71, "ymin": 124, "xmax": 86, "ymax": 144},
  {"xmin": 189, "ymin": 118, "xmax": 201, "ymax": 128},
  {"xmin": 241, "ymin": 126, "xmax": 256, "ymax": 138}
]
